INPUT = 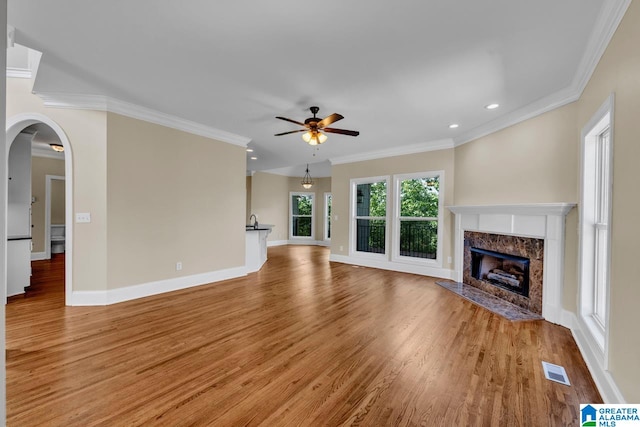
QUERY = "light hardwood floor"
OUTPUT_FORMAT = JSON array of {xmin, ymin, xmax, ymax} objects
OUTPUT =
[{"xmin": 6, "ymin": 246, "xmax": 601, "ymax": 426}]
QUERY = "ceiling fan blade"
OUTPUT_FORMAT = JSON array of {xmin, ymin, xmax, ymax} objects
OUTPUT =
[
  {"xmin": 276, "ymin": 116, "xmax": 307, "ymax": 127},
  {"xmin": 317, "ymin": 113, "xmax": 344, "ymax": 128},
  {"xmin": 274, "ymin": 129, "xmax": 307, "ymax": 136},
  {"xmin": 324, "ymin": 127, "xmax": 360, "ymax": 137}
]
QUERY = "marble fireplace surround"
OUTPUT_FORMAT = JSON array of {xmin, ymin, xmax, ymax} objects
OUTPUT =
[{"xmin": 448, "ymin": 204, "xmax": 575, "ymax": 325}]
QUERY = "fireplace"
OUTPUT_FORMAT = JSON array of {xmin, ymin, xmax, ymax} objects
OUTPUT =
[
  {"xmin": 470, "ymin": 247, "xmax": 530, "ymax": 297},
  {"xmin": 463, "ymin": 231, "xmax": 543, "ymax": 315},
  {"xmin": 448, "ymin": 203, "xmax": 575, "ymax": 325}
]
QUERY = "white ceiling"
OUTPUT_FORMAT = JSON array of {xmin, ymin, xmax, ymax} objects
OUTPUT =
[{"xmin": 7, "ymin": 1, "xmax": 621, "ymax": 177}]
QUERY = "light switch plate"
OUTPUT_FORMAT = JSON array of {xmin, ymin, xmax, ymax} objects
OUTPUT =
[{"xmin": 76, "ymin": 212, "xmax": 91, "ymax": 223}]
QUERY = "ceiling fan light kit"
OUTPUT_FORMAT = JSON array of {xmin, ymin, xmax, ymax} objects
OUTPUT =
[{"xmin": 275, "ymin": 106, "xmax": 359, "ymax": 146}]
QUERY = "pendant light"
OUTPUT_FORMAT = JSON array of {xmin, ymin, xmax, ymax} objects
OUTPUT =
[{"xmin": 301, "ymin": 164, "xmax": 314, "ymax": 189}]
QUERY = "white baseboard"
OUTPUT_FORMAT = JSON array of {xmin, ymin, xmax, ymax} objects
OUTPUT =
[
  {"xmin": 562, "ymin": 310, "xmax": 626, "ymax": 403},
  {"xmin": 267, "ymin": 240, "xmax": 288, "ymax": 247},
  {"xmin": 31, "ymin": 252, "xmax": 47, "ymax": 261},
  {"xmin": 68, "ymin": 266, "xmax": 247, "ymax": 306},
  {"xmin": 329, "ymin": 254, "xmax": 454, "ymax": 280}
]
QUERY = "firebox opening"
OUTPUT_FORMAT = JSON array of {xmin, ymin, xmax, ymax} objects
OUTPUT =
[{"xmin": 470, "ymin": 247, "xmax": 530, "ymax": 297}]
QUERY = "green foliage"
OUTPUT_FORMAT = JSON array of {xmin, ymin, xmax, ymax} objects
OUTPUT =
[
  {"xmin": 357, "ymin": 182, "xmax": 386, "ymax": 217},
  {"xmin": 400, "ymin": 177, "xmax": 439, "ymax": 218},
  {"xmin": 293, "ymin": 195, "xmax": 313, "ymax": 215}
]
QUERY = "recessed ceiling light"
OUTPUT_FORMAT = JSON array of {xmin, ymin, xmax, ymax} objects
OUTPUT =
[
  {"xmin": 250, "ymin": 156, "xmax": 257, "ymax": 160},
  {"xmin": 485, "ymin": 103, "xmax": 500, "ymax": 110},
  {"xmin": 449, "ymin": 124, "xmax": 459, "ymax": 129},
  {"xmin": 246, "ymin": 148, "xmax": 254, "ymax": 152}
]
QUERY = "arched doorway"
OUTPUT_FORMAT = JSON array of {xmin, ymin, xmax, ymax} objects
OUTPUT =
[{"xmin": 6, "ymin": 113, "xmax": 73, "ymax": 305}]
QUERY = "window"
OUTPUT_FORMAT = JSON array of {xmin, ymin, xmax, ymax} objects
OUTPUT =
[
  {"xmin": 324, "ymin": 193, "xmax": 332, "ymax": 241},
  {"xmin": 579, "ymin": 94, "xmax": 613, "ymax": 361},
  {"xmin": 290, "ymin": 192, "xmax": 314, "ymax": 239},
  {"xmin": 351, "ymin": 177, "xmax": 388, "ymax": 255},
  {"xmin": 393, "ymin": 172, "xmax": 443, "ymax": 264}
]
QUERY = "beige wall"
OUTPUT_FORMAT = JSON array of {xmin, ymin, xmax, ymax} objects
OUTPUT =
[
  {"xmin": 249, "ymin": 172, "xmax": 290, "ymax": 242},
  {"xmin": 50, "ymin": 179, "xmax": 65, "ymax": 225},
  {"xmin": 30, "ymin": 157, "xmax": 65, "ymax": 253},
  {"xmin": 106, "ymin": 112, "xmax": 246, "ymax": 289},
  {"xmin": 575, "ymin": 0, "xmax": 640, "ymax": 401},
  {"xmin": 331, "ymin": 148, "xmax": 455, "ymax": 269},
  {"xmin": 7, "ymin": 77, "xmax": 108, "ymax": 292},
  {"xmin": 454, "ymin": 103, "xmax": 578, "ymax": 205}
]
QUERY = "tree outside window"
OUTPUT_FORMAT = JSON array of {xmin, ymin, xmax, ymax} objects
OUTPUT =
[
  {"xmin": 291, "ymin": 193, "xmax": 313, "ymax": 238},
  {"xmin": 398, "ymin": 176, "xmax": 439, "ymax": 259}
]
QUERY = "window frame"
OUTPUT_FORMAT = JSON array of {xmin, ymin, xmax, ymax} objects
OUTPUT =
[
  {"xmin": 289, "ymin": 191, "xmax": 315, "ymax": 240},
  {"xmin": 349, "ymin": 176, "xmax": 390, "ymax": 259},
  {"xmin": 578, "ymin": 93, "xmax": 614, "ymax": 368},
  {"xmin": 324, "ymin": 192, "xmax": 332, "ymax": 241},
  {"xmin": 391, "ymin": 171, "xmax": 444, "ymax": 267}
]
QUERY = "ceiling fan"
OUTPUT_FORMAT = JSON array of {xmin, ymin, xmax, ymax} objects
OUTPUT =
[{"xmin": 275, "ymin": 106, "xmax": 359, "ymax": 145}]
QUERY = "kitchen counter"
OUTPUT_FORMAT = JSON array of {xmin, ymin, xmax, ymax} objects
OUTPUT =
[{"xmin": 245, "ymin": 224, "xmax": 273, "ymax": 272}]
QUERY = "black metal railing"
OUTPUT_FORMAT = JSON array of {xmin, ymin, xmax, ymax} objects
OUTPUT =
[
  {"xmin": 399, "ymin": 221, "xmax": 437, "ymax": 259},
  {"xmin": 355, "ymin": 220, "xmax": 438, "ymax": 258},
  {"xmin": 356, "ymin": 220, "xmax": 385, "ymax": 253}
]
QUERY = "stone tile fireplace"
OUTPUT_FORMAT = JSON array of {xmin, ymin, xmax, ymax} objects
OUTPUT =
[
  {"xmin": 448, "ymin": 204, "xmax": 575, "ymax": 324},
  {"xmin": 464, "ymin": 231, "xmax": 543, "ymax": 314}
]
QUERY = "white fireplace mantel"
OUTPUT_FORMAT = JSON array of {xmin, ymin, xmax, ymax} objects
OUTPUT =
[{"xmin": 447, "ymin": 203, "xmax": 576, "ymax": 325}]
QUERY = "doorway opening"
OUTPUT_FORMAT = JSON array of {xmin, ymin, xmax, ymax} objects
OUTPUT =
[{"xmin": 6, "ymin": 113, "xmax": 73, "ymax": 305}]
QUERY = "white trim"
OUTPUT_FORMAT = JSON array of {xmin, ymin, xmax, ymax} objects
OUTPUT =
[
  {"xmin": 452, "ymin": 1, "xmax": 631, "ymax": 148},
  {"xmin": 571, "ymin": 0, "xmax": 632, "ymax": 98},
  {"xmin": 563, "ymin": 310, "xmax": 626, "ymax": 403},
  {"xmin": 350, "ymin": 175, "xmax": 390, "ymax": 258},
  {"xmin": 44, "ymin": 175, "xmax": 65, "ymax": 260},
  {"xmin": 267, "ymin": 240, "xmax": 288, "ymax": 247},
  {"xmin": 324, "ymin": 192, "xmax": 332, "ymax": 242},
  {"xmin": 6, "ymin": 67, "xmax": 31, "ymax": 79},
  {"xmin": 447, "ymin": 203, "xmax": 575, "ymax": 325},
  {"xmin": 67, "ymin": 266, "xmax": 247, "ymax": 306},
  {"xmin": 289, "ymin": 191, "xmax": 315, "ymax": 240},
  {"xmin": 578, "ymin": 93, "xmax": 615, "ymax": 369},
  {"xmin": 6, "ymin": 113, "xmax": 74, "ymax": 306},
  {"xmin": 447, "ymin": 203, "xmax": 575, "ymax": 217},
  {"xmin": 30, "ymin": 252, "xmax": 46, "ymax": 261},
  {"xmin": 330, "ymin": 253, "xmax": 454, "ymax": 280},
  {"xmin": 35, "ymin": 92, "xmax": 251, "ymax": 147},
  {"xmin": 391, "ymin": 171, "xmax": 444, "ymax": 268},
  {"xmin": 331, "ymin": 139, "xmax": 453, "ymax": 165}
]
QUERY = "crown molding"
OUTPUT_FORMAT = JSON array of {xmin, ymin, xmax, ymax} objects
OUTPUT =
[
  {"xmin": 6, "ymin": 67, "xmax": 32, "ymax": 79},
  {"xmin": 453, "ymin": 0, "xmax": 631, "ymax": 147},
  {"xmin": 31, "ymin": 146, "xmax": 65, "ymax": 160},
  {"xmin": 571, "ymin": 0, "xmax": 632, "ymax": 96},
  {"xmin": 330, "ymin": 138, "xmax": 454, "ymax": 165},
  {"xmin": 35, "ymin": 92, "xmax": 251, "ymax": 147}
]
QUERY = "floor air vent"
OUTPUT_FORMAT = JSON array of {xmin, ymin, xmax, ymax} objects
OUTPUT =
[{"xmin": 542, "ymin": 361, "xmax": 571, "ymax": 386}]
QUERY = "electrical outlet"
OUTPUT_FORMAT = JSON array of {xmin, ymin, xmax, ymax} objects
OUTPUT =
[
  {"xmin": 176, "ymin": 262, "xmax": 182, "ymax": 271},
  {"xmin": 340, "ymin": 245, "xmax": 344, "ymax": 251},
  {"xmin": 447, "ymin": 256, "xmax": 452, "ymax": 264}
]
